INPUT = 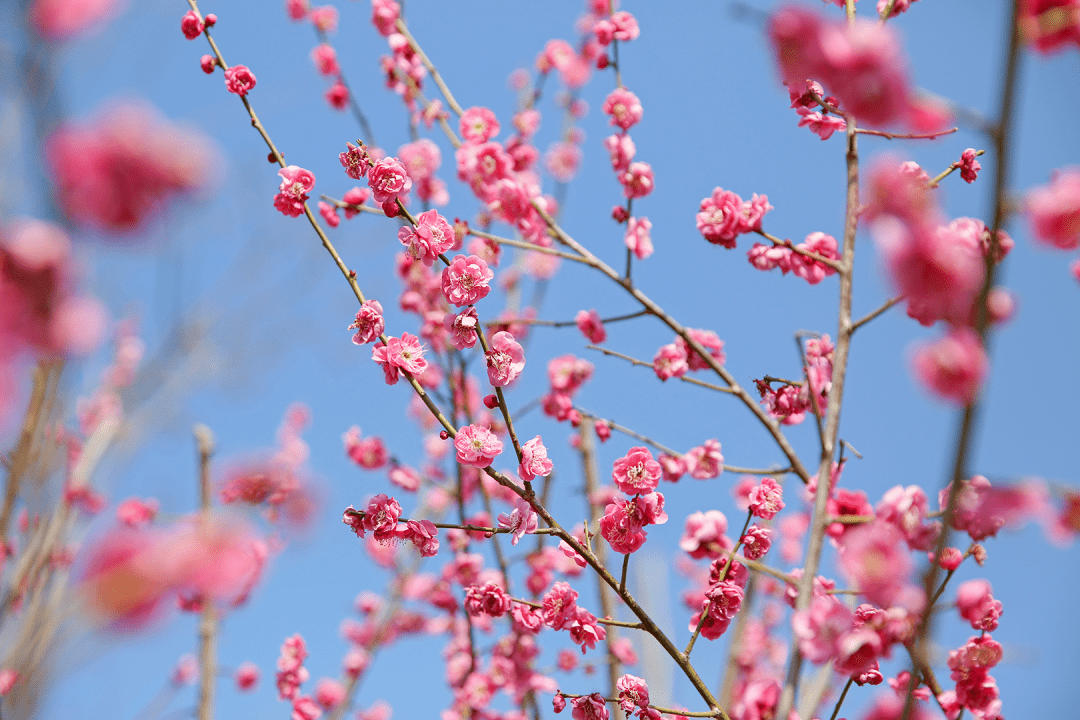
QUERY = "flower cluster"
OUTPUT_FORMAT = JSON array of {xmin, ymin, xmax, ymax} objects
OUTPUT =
[{"xmin": 696, "ymin": 187, "xmax": 772, "ymax": 249}]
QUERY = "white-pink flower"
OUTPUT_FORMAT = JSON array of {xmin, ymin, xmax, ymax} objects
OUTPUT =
[
  {"xmin": 518, "ymin": 436, "xmax": 554, "ymax": 482},
  {"xmin": 441, "ymin": 254, "xmax": 494, "ymax": 307},
  {"xmin": 497, "ymin": 497, "xmax": 539, "ymax": 545},
  {"xmin": 454, "ymin": 424, "xmax": 503, "ymax": 469}
]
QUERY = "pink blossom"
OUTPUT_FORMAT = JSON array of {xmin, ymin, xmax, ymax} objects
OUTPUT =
[
  {"xmin": 602, "ymin": 88, "xmax": 643, "ymax": 130},
  {"xmin": 464, "ymin": 582, "xmax": 513, "ymax": 617},
  {"xmin": 172, "ymin": 654, "xmax": 198, "ymax": 685},
  {"xmin": 348, "ymin": 300, "xmax": 385, "ymax": 345},
  {"xmin": 790, "ymin": 232, "xmax": 841, "ymax": 285},
  {"xmin": 318, "ymin": 201, "xmax": 340, "ymax": 227},
  {"xmin": 444, "ymin": 307, "xmax": 480, "ymax": 350},
  {"xmin": 1026, "ymin": 167, "xmax": 1080, "ymax": 250},
  {"xmin": 837, "ymin": 520, "xmax": 917, "ymax": 608},
  {"xmin": 518, "ymin": 437, "xmax": 553, "ymax": 483},
  {"xmin": 441, "ymin": 254, "xmax": 494, "ymax": 307},
  {"xmin": 616, "ymin": 675, "xmax": 649, "ymax": 714},
  {"xmin": 398, "ymin": 210, "xmax": 455, "ymax": 265},
  {"xmin": 325, "ymin": 81, "xmax": 348, "ymax": 110},
  {"xmin": 402, "ymin": 519, "xmax": 439, "ymax": 557},
  {"xmin": 454, "ymin": 424, "xmax": 503, "ymax": 468},
  {"xmin": 181, "ymin": 10, "xmax": 203, "ymax": 39},
  {"xmin": 568, "ymin": 608, "xmax": 607, "ymax": 653},
  {"xmin": 235, "ymin": 662, "xmax": 259, "ymax": 691},
  {"xmin": 625, "ymin": 216, "xmax": 654, "ymax": 259},
  {"xmin": 383, "ymin": 332, "xmax": 427, "ymax": 376},
  {"xmin": 610, "ymin": 11, "xmax": 640, "ymax": 40},
  {"xmin": 46, "ymin": 104, "xmax": 215, "ymax": 233},
  {"xmin": 398, "ymin": 138, "xmax": 442, "ymax": 183},
  {"xmin": 955, "ymin": 579, "xmax": 1003, "ymax": 632},
  {"xmin": 659, "ymin": 453, "xmax": 687, "ymax": 482},
  {"xmin": 545, "ymin": 142, "xmax": 583, "ymax": 183},
  {"xmin": 315, "ymin": 678, "xmax": 345, "ymax": 709},
  {"xmin": 343, "ymin": 427, "xmax": 388, "ymax": 470},
  {"xmin": 740, "ymin": 525, "xmax": 772, "ymax": 560},
  {"xmin": 575, "ymin": 309, "xmax": 607, "ymax": 344},
  {"xmin": 911, "ymin": 328, "xmax": 988, "ymax": 406},
  {"xmin": 308, "ymin": 5, "xmax": 337, "ymax": 32},
  {"xmin": 653, "ymin": 343, "xmax": 689, "ymax": 381},
  {"xmin": 571, "ymin": 693, "xmax": 609, "ymax": 720},
  {"xmin": 310, "ymin": 44, "xmax": 339, "ymax": 75},
  {"xmin": 612, "ymin": 446, "xmax": 662, "ymax": 495},
  {"xmin": 679, "ymin": 510, "xmax": 730, "ymax": 559},
  {"xmin": 619, "ymin": 162, "xmax": 654, "ymax": 199},
  {"xmin": 387, "ymin": 464, "xmax": 420, "ymax": 492},
  {"xmin": 116, "ymin": 497, "xmax": 159, "ymax": 527},
  {"xmin": 371, "ymin": 0, "xmax": 399, "ymax": 36},
  {"xmin": 460, "ymin": 107, "xmax": 501, "ymax": 144},
  {"xmin": 368, "ymin": 157, "xmax": 413, "ymax": 206},
  {"xmin": 748, "ymin": 477, "xmax": 784, "ymax": 519},
  {"xmin": 769, "ymin": 7, "xmax": 914, "ymax": 127},
  {"xmin": 697, "ymin": 187, "xmax": 745, "ymax": 248},
  {"xmin": 877, "ymin": 484, "xmax": 938, "ymax": 550},
  {"xmin": 498, "ymin": 497, "xmax": 539, "ymax": 545},
  {"xmin": 292, "ymin": 695, "xmax": 322, "ymax": 720},
  {"xmin": 684, "ymin": 439, "xmax": 724, "ymax": 480},
  {"xmin": 486, "ymin": 331, "xmax": 525, "ymax": 387},
  {"xmin": 340, "ymin": 143, "xmax": 369, "ymax": 180},
  {"xmin": 30, "ymin": 0, "xmax": 119, "ymax": 39},
  {"xmin": 957, "ymin": 148, "xmax": 982, "ymax": 183},
  {"xmin": 200, "ymin": 55, "xmax": 217, "ymax": 74},
  {"xmin": 274, "ymin": 166, "xmax": 316, "ymax": 218},
  {"xmin": 542, "ymin": 582, "xmax": 580, "ymax": 630},
  {"xmin": 548, "ymin": 355, "xmax": 594, "ymax": 394},
  {"xmin": 603, "ymin": 133, "xmax": 636, "ymax": 171},
  {"xmin": 286, "ymin": 0, "xmax": 309, "ymax": 21},
  {"xmin": 600, "ymin": 498, "xmax": 649, "ymax": 554},
  {"xmin": 792, "ymin": 594, "xmax": 852, "ymax": 663},
  {"xmin": 676, "ymin": 328, "xmax": 726, "ymax": 371},
  {"xmin": 224, "ymin": 65, "xmax": 257, "ymax": 96},
  {"xmin": 748, "ymin": 242, "xmax": 793, "ymax": 272},
  {"xmin": 513, "ymin": 108, "xmax": 542, "ymax": 136},
  {"xmin": 796, "ymin": 106, "xmax": 847, "ymax": 140},
  {"xmin": 1020, "ymin": 0, "xmax": 1080, "ymax": 53}
]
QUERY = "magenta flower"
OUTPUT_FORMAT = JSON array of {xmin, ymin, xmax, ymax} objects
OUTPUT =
[
  {"xmin": 342, "ymin": 427, "xmax": 388, "ymax": 470},
  {"xmin": 224, "ymin": 65, "xmax": 257, "ymax": 96},
  {"xmin": 541, "ymin": 581, "xmax": 579, "ymax": 630},
  {"xmin": 616, "ymin": 675, "xmax": 650, "ymax": 714},
  {"xmin": 684, "ymin": 439, "xmax": 724, "ymax": 480},
  {"xmin": 625, "ymin": 217, "xmax": 654, "ymax": 259},
  {"xmin": 679, "ymin": 510, "xmax": 730, "ymax": 560},
  {"xmin": 517, "ymin": 436, "xmax": 553, "ymax": 483},
  {"xmin": 1026, "ymin": 167, "xmax": 1080, "ymax": 250},
  {"xmin": 600, "ymin": 499, "xmax": 648, "ymax": 554},
  {"xmin": 441, "ymin": 254, "xmax": 494, "ymax": 307},
  {"xmin": 575, "ymin": 309, "xmax": 606, "ymax": 344},
  {"xmin": 398, "ymin": 209, "xmax": 454, "ymax": 265},
  {"xmin": 611, "ymin": 446, "xmax": 662, "ymax": 496},
  {"xmin": 602, "ymin": 88, "xmax": 643, "ymax": 131},
  {"xmin": 911, "ymin": 328, "xmax": 988, "ymax": 406},
  {"xmin": 384, "ymin": 332, "xmax": 427, "ymax": 376},
  {"xmin": 603, "ymin": 133, "xmax": 636, "ymax": 171},
  {"xmin": 497, "ymin": 497, "xmax": 539, "ymax": 545},
  {"xmin": 653, "ymin": 343, "xmax": 689, "ymax": 381},
  {"xmin": 619, "ymin": 161, "xmax": 654, "ymax": 199},
  {"xmin": 464, "ymin": 582, "xmax": 512, "ymax": 617},
  {"xmin": 956, "ymin": 579, "xmax": 1003, "ymax": 632},
  {"xmin": 748, "ymin": 477, "xmax": 784, "ymax": 520},
  {"xmin": 370, "ymin": 343, "xmax": 399, "ymax": 385},
  {"xmin": 459, "ymin": 106, "xmax": 501, "ymax": 144},
  {"xmin": 274, "ymin": 165, "xmax": 316, "ymax": 218},
  {"xmin": 740, "ymin": 525, "xmax": 772, "ymax": 560},
  {"xmin": 453, "ymin": 424, "xmax": 503, "ymax": 468},
  {"xmin": 235, "ymin": 662, "xmax": 259, "ymax": 691},
  {"xmin": 676, "ymin": 328, "xmax": 726, "ymax": 371},
  {"xmin": 339, "ymin": 143, "xmax": 369, "ymax": 180},
  {"xmin": 486, "ymin": 331, "xmax": 525, "ymax": 387},
  {"xmin": 570, "ymin": 693, "xmax": 608, "ymax": 720},
  {"xmin": 367, "ymin": 156, "xmax": 412, "ymax": 205},
  {"xmin": 697, "ymin": 187, "xmax": 745, "ymax": 248},
  {"xmin": 443, "ymin": 307, "xmax": 479, "ymax": 350},
  {"xmin": 568, "ymin": 608, "xmax": 607, "ymax": 654},
  {"xmin": 181, "ymin": 10, "xmax": 203, "ymax": 39},
  {"xmin": 348, "ymin": 300, "xmax": 384, "ymax": 345}
]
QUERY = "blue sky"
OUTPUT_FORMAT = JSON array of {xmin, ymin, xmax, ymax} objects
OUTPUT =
[{"xmin": 5, "ymin": 0, "xmax": 1079, "ymax": 719}]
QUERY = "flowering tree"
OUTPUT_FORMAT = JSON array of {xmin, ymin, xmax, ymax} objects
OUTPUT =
[{"xmin": 1, "ymin": 1, "xmax": 1079, "ymax": 720}]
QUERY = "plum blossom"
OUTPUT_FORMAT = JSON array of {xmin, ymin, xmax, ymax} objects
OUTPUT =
[
  {"xmin": 444, "ymin": 307, "xmax": 480, "ymax": 349},
  {"xmin": 343, "ymin": 427, "xmax": 388, "ymax": 470},
  {"xmin": 653, "ymin": 343, "xmax": 688, "ymax": 381},
  {"xmin": 441, "ymin": 255, "xmax": 494, "ymax": 306},
  {"xmin": 602, "ymin": 88, "xmax": 643, "ymax": 130},
  {"xmin": 1026, "ymin": 167, "xmax": 1080, "ymax": 250},
  {"xmin": 956, "ymin": 579, "xmax": 1003, "ymax": 632},
  {"xmin": 680, "ymin": 510, "xmax": 730, "ymax": 559},
  {"xmin": 911, "ymin": 328, "xmax": 988, "ymax": 406},
  {"xmin": 274, "ymin": 166, "xmax": 316, "ymax": 218},
  {"xmin": 571, "ymin": 693, "xmax": 609, "ymax": 720},
  {"xmin": 575, "ymin": 309, "xmax": 606, "ymax": 344},
  {"xmin": 619, "ymin": 162, "xmax": 654, "ymax": 198},
  {"xmin": 748, "ymin": 477, "xmax": 784, "ymax": 519},
  {"xmin": 398, "ymin": 209, "xmax": 455, "ymax": 265},
  {"xmin": 367, "ymin": 157, "xmax": 413, "ymax": 207},
  {"xmin": 611, "ymin": 446, "xmax": 662, "ymax": 495},
  {"xmin": 518, "ymin": 436, "xmax": 553, "ymax": 482},
  {"xmin": 348, "ymin": 300, "xmax": 384, "ymax": 345},
  {"xmin": 498, "ymin": 497, "xmax": 539, "ymax": 544},
  {"xmin": 460, "ymin": 107, "xmax": 501, "ymax": 144},
  {"xmin": 181, "ymin": 10, "xmax": 203, "ymax": 39},
  {"xmin": 224, "ymin": 65, "xmax": 257, "ymax": 96},
  {"xmin": 625, "ymin": 216, "xmax": 654, "ymax": 259},
  {"xmin": 454, "ymin": 424, "xmax": 503, "ymax": 468},
  {"xmin": 957, "ymin": 148, "xmax": 982, "ymax": 183},
  {"xmin": 486, "ymin": 331, "xmax": 525, "ymax": 387},
  {"xmin": 684, "ymin": 439, "xmax": 723, "ymax": 480}
]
